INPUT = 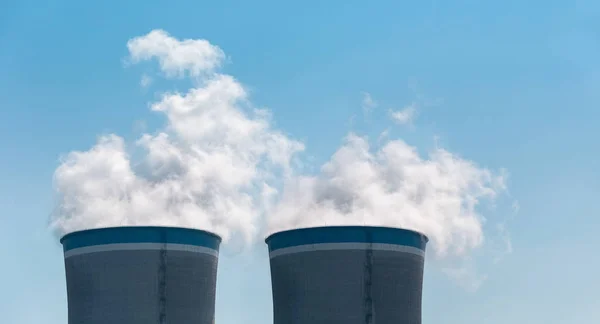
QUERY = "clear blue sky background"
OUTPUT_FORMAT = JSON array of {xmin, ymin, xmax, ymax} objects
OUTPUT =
[{"xmin": 1, "ymin": 0, "xmax": 599, "ymax": 323}]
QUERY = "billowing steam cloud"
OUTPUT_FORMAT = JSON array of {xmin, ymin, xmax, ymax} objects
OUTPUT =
[
  {"xmin": 50, "ymin": 30, "xmax": 304, "ymax": 244},
  {"xmin": 267, "ymin": 134, "xmax": 508, "ymax": 258},
  {"xmin": 51, "ymin": 29, "xmax": 511, "ymax": 263}
]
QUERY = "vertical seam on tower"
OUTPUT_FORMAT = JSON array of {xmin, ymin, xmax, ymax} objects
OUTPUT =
[
  {"xmin": 364, "ymin": 231, "xmax": 374, "ymax": 324},
  {"xmin": 158, "ymin": 231, "xmax": 168, "ymax": 324}
]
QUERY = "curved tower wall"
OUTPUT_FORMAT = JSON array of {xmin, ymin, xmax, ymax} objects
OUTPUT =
[
  {"xmin": 61, "ymin": 226, "xmax": 221, "ymax": 324},
  {"xmin": 266, "ymin": 226, "xmax": 428, "ymax": 324}
]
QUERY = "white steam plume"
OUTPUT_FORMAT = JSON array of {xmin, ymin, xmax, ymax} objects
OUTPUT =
[
  {"xmin": 51, "ymin": 30, "xmax": 304, "ymax": 244},
  {"xmin": 51, "ymin": 29, "xmax": 512, "ymax": 269},
  {"xmin": 267, "ymin": 133, "xmax": 508, "ymax": 258},
  {"xmin": 390, "ymin": 104, "xmax": 417, "ymax": 125},
  {"xmin": 127, "ymin": 29, "xmax": 225, "ymax": 78},
  {"xmin": 361, "ymin": 92, "xmax": 377, "ymax": 115}
]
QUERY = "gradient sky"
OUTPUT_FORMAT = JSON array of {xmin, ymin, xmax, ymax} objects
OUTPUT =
[{"xmin": 1, "ymin": 1, "xmax": 599, "ymax": 323}]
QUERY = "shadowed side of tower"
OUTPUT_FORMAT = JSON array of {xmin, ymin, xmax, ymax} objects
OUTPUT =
[
  {"xmin": 61, "ymin": 226, "xmax": 221, "ymax": 324},
  {"xmin": 266, "ymin": 226, "xmax": 428, "ymax": 324}
]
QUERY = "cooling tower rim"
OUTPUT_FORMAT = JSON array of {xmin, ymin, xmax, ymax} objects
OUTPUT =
[
  {"xmin": 59, "ymin": 226, "xmax": 222, "ymax": 253},
  {"xmin": 266, "ymin": 225, "xmax": 428, "ymax": 242},
  {"xmin": 265, "ymin": 225, "xmax": 429, "ymax": 253},
  {"xmin": 60, "ymin": 225, "xmax": 221, "ymax": 243}
]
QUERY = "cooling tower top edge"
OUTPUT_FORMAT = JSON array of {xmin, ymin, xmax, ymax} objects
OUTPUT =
[
  {"xmin": 265, "ymin": 226, "xmax": 428, "ymax": 252},
  {"xmin": 60, "ymin": 226, "xmax": 221, "ymax": 252}
]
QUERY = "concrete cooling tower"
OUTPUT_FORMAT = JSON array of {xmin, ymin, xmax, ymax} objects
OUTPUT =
[
  {"xmin": 266, "ymin": 226, "xmax": 428, "ymax": 324},
  {"xmin": 60, "ymin": 226, "xmax": 221, "ymax": 324}
]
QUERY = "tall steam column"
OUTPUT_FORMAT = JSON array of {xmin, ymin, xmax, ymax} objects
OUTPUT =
[
  {"xmin": 266, "ymin": 226, "xmax": 428, "ymax": 324},
  {"xmin": 61, "ymin": 226, "xmax": 221, "ymax": 324}
]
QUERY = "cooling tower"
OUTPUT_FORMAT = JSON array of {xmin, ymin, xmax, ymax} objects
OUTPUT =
[
  {"xmin": 266, "ymin": 226, "xmax": 428, "ymax": 324},
  {"xmin": 60, "ymin": 226, "xmax": 220, "ymax": 324}
]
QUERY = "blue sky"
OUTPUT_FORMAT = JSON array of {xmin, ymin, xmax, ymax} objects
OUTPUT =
[{"xmin": 1, "ymin": 0, "xmax": 599, "ymax": 323}]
